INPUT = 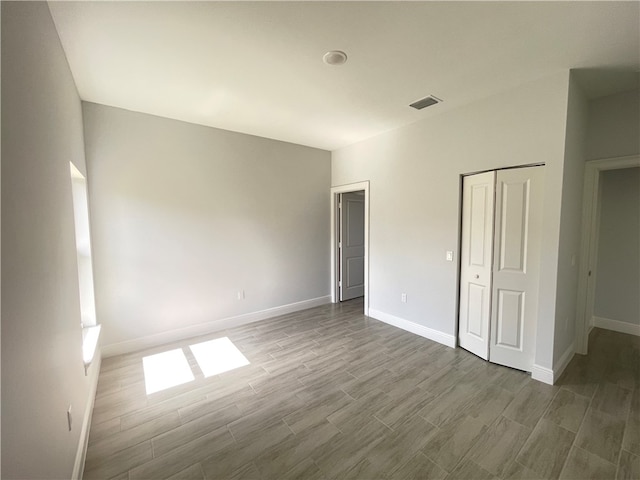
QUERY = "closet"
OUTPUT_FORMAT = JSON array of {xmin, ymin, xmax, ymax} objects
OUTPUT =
[{"xmin": 458, "ymin": 165, "xmax": 544, "ymax": 372}]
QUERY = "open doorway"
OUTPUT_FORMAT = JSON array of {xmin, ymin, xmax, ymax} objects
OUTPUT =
[
  {"xmin": 576, "ymin": 155, "xmax": 640, "ymax": 354},
  {"xmin": 330, "ymin": 181, "xmax": 370, "ymax": 315},
  {"xmin": 338, "ymin": 191, "xmax": 365, "ymax": 301}
]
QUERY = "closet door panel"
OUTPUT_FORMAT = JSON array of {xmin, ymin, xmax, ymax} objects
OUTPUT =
[
  {"xmin": 489, "ymin": 166, "xmax": 545, "ymax": 372},
  {"xmin": 458, "ymin": 171, "xmax": 496, "ymax": 360}
]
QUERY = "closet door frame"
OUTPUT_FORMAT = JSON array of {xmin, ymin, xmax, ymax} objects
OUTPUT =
[{"xmin": 457, "ymin": 163, "xmax": 544, "ymax": 371}]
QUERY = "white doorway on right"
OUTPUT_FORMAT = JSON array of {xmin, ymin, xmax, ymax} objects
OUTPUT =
[{"xmin": 458, "ymin": 165, "xmax": 545, "ymax": 372}]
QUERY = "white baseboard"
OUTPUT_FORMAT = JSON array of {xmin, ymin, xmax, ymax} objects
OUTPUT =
[
  {"xmin": 73, "ymin": 349, "xmax": 102, "ymax": 480},
  {"xmin": 368, "ymin": 308, "xmax": 456, "ymax": 348},
  {"xmin": 531, "ymin": 341, "xmax": 575, "ymax": 386},
  {"xmin": 593, "ymin": 316, "xmax": 640, "ymax": 337},
  {"xmin": 101, "ymin": 296, "xmax": 332, "ymax": 357},
  {"xmin": 553, "ymin": 341, "xmax": 575, "ymax": 383},
  {"xmin": 531, "ymin": 363, "xmax": 554, "ymax": 385}
]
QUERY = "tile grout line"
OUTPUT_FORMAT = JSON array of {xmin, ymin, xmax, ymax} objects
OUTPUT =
[
  {"xmin": 614, "ymin": 390, "xmax": 635, "ymax": 479},
  {"xmin": 508, "ymin": 385, "xmax": 563, "ymax": 478},
  {"xmin": 84, "ymin": 302, "xmax": 637, "ymax": 480},
  {"xmin": 559, "ymin": 382, "xmax": 599, "ymax": 479},
  {"xmin": 446, "ymin": 407, "xmax": 504, "ymax": 477}
]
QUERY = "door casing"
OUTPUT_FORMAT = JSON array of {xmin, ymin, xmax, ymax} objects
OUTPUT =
[
  {"xmin": 330, "ymin": 181, "xmax": 370, "ymax": 315},
  {"xmin": 575, "ymin": 155, "xmax": 640, "ymax": 354}
]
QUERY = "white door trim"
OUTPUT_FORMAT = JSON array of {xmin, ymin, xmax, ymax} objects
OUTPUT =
[
  {"xmin": 575, "ymin": 155, "xmax": 640, "ymax": 354},
  {"xmin": 331, "ymin": 181, "xmax": 370, "ymax": 315}
]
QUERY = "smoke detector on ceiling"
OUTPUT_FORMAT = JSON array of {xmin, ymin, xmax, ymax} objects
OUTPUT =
[
  {"xmin": 323, "ymin": 50, "xmax": 348, "ymax": 66},
  {"xmin": 409, "ymin": 95, "xmax": 442, "ymax": 110}
]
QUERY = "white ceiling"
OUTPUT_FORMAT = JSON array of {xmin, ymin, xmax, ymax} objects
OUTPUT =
[{"xmin": 49, "ymin": 1, "xmax": 640, "ymax": 151}]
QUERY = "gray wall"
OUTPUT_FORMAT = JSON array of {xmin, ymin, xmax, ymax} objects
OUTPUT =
[
  {"xmin": 553, "ymin": 74, "xmax": 589, "ymax": 361},
  {"xmin": 587, "ymin": 90, "xmax": 640, "ymax": 160},
  {"xmin": 594, "ymin": 167, "xmax": 640, "ymax": 325},
  {"xmin": 82, "ymin": 103, "xmax": 331, "ymax": 350},
  {"xmin": 332, "ymin": 72, "xmax": 571, "ymax": 370},
  {"xmin": 1, "ymin": 2, "xmax": 99, "ymax": 478}
]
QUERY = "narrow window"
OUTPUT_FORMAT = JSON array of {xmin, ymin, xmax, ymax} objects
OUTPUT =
[{"xmin": 70, "ymin": 163, "xmax": 100, "ymax": 370}]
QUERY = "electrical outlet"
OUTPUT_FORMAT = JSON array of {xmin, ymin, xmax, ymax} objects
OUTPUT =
[
  {"xmin": 67, "ymin": 405, "xmax": 73, "ymax": 431},
  {"xmin": 446, "ymin": 251, "xmax": 454, "ymax": 262},
  {"xmin": 401, "ymin": 293, "xmax": 407, "ymax": 303},
  {"xmin": 237, "ymin": 290, "xmax": 245, "ymax": 300}
]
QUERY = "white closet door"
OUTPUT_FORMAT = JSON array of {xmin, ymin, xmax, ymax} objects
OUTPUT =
[
  {"xmin": 458, "ymin": 171, "xmax": 496, "ymax": 360},
  {"xmin": 489, "ymin": 166, "xmax": 545, "ymax": 372}
]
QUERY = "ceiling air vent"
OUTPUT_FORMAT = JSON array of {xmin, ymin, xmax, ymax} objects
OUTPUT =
[{"xmin": 409, "ymin": 95, "xmax": 442, "ymax": 110}]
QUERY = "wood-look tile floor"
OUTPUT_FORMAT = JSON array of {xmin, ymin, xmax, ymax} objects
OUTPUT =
[{"xmin": 84, "ymin": 299, "xmax": 640, "ymax": 480}]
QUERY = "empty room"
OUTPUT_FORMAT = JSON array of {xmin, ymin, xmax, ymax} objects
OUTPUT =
[{"xmin": 2, "ymin": 1, "xmax": 640, "ymax": 479}]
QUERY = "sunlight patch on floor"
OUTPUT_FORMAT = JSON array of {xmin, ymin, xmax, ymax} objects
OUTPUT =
[
  {"xmin": 142, "ymin": 348, "xmax": 195, "ymax": 394},
  {"xmin": 189, "ymin": 337, "xmax": 250, "ymax": 377}
]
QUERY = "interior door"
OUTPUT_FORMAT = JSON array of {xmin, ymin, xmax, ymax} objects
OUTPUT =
[
  {"xmin": 489, "ymin": 166, "xmax": 544, "ymax": 371},
  {"xmin": 458, "ymin": 171, "xmax": 496, "ymax": 360},
  {"xmin": 339, "ymin": 192, "xmax": 365, "ymax": 301}
]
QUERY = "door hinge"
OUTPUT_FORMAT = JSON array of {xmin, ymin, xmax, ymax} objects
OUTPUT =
[
  {"xmin": 338, "ymin": 241, "xmax": 342, "ymax": 248},
  {"xmin": 338, "ymin": 280, "xmax": 342, "ymax": 287},
  {"xmin": 338, "ymin": 202, "xmax": 342, "ymax": 209}
]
